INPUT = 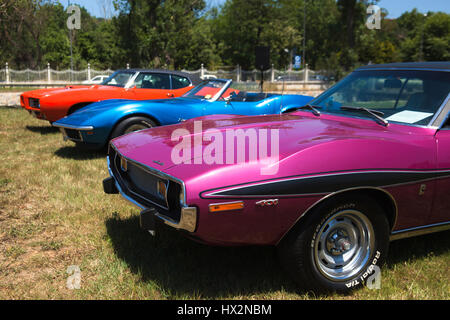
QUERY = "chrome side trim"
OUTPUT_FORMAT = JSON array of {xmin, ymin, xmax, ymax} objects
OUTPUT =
[
  {"xmin": 275, "ymin": 186, "xmax": 398, "ymax": 246},
  {"xmin": 390, "ymin": 222, "xmax": 450, "ymax": 241},
  {"xmin": 53, "ymin": 123, "xmax": 94, "ymax": 131},
  {"xmin": 209, "ymin": 79, "xmax": 233, "ymax": 102},
  {"xmin": 429, "ymin": 93, "xmax": 450, "ymax": 127}
]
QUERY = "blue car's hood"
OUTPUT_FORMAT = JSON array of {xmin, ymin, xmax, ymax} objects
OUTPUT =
[
  {"xmin": 54, "ymin": 98, "xmax": 197, "ymax": 125},
  {"xmin": 75, "ymin": 98, "xmax": 185, "ymax": 114}
]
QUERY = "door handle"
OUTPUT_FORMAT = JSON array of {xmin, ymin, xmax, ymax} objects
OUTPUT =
[{"xmin": 167, "ymin": 93, "xmax": 174, "ymax": 97}]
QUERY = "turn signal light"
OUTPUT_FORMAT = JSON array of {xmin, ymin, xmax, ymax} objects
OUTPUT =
[{"xmin": 209, "ymin": 201, "xmax": 244, "ymax": 213}]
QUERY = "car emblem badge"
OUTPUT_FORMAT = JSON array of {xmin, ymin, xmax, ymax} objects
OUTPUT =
[{"xmin": 256, "ymin": 199, "xmax": 279, "ymax": 207}]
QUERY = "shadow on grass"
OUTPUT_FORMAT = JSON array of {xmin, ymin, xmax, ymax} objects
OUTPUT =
[
  {"xmin": 386, "ymin": 230, "xmax": 450, "ymax": 266},
  {"xmin": 54, "ymin": 145, "xmax": 106, "ymax": 160},
  {"xmin": 105, "ymin": 214, "xmax": 302, "ymax": 298},
  {"xmin": 106, "ymin": 213, "xmax": 450, "ymax": 298},
  {"xmin": 26, "ymin": 125, "xmax": 59, "ymax": 135}
]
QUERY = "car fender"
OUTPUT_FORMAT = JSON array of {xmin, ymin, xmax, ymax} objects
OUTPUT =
[{"xmin": 279, "ymin": 94, "xmax": 314, "ymax": 113}]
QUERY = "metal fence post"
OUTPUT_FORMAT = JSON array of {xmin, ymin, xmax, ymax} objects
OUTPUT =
[
  {"xmin": 201, "ymin": 64, "xmax": 205, "ymax": 79},
  {"xmin": 47, "ymin": 63, "xmax": 51, "ymax": 83},
  {"xmin": 271, "ymin": 64, "xmax": 275, "ymax": 82},
  {"xmin": 304, "ymin": 64, "xmax": 309, "ymax": 84},
  {"xmin": 5, "ymin": 63, "xmax": 9, "ymax": 84},
  {"xmin": 87, "ymin": 63, "xmax": 91, "ymax": 81},
  {"xmin": 236, "ymin": 65, "xmax": 240, "ymax": 82}
]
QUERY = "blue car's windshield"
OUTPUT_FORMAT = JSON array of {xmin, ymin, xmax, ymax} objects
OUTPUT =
[
  {"xmin": 182, "ymin": 80, "xmax": 230, "ymax": 100},
  {"xmin": 309, "ymin": 70, "xmax": 450, "ymax": 126}
]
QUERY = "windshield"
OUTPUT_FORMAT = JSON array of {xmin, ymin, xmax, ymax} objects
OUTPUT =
[
  {"xmin": 182, "ymin": 80, "xmax": 239, "ymax": 101},
  {"xmin": 101, "ymin": 71, "xmax": 135, "ymax": 88},
  {"xmin": 309, "ymin": 70, "xmax": 450, "ymax": 126}
]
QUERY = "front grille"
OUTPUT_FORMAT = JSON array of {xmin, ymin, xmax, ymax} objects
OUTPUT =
[
  {"xmin": 28, "ymin": 98, "xmax": 40, "ymax": 109},
  {"xmin": 65, "ymin": 129, "xmax": 82, "ymax": 141},
  {"xmin": 109, "ymin": 147, "xmax": 182, "ymax": 222}
]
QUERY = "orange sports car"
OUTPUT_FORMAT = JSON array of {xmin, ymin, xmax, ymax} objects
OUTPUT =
[{"xmin": 20, "ymin": 69, "xmax": 200, "ymax": 123}]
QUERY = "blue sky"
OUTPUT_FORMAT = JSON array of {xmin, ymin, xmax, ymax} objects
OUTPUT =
[
  {"xmin": 377, "ymin": 0, "xmax": 449, "ymax": 17},
  {"xmin": 62, "ymin": 0, "xmax": 449, "ymax": 19}
]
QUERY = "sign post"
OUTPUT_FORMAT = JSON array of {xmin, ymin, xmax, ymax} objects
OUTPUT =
[{"xmin": 294, "ymin": 55, "xmax": 302, "ymax": 70}]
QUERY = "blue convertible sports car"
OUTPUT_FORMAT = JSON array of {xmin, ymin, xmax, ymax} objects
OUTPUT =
[{"xmin": 53, "ymin": 79, "xmax": 313, "ymax": 149}]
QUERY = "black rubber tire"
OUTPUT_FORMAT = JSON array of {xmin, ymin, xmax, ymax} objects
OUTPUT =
[
  {"xmin": 277, "ymin": 194, "xmax": 390, "ymax": 293},
  {"xmin": 110, "ymin": 116, "xmax": 156, "ymax": 140}
]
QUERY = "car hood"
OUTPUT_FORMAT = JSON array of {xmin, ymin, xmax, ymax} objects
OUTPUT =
[
  {"xmin": 111, "ymin": 112, "xmax": 433, "ymax": 182},
  {"xmin": 55, "ymin": 97, "xmax": 200, "ymax": 125},
  {"xmin": 22, "ymin": 85, "xmax": 95, "ymax": 98}
]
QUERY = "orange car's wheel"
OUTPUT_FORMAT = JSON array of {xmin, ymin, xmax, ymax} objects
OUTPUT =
[{"xmin": 110, "ymin": 116, "xmax": 156, "ymax": 140}]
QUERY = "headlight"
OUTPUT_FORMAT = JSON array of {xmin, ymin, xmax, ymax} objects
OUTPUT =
[{"xmin": 156, "ymin": 180, "xmax": 167, "ymax": 201}]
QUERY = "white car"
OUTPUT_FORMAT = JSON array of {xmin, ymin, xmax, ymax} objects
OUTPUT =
[
  {"xmin": 201, "ymin": 74, "xmax": 217, "ymax": 80},
  {"xmin": 82, "ymin": 75, "xmax": 109, "ymax": 84}
]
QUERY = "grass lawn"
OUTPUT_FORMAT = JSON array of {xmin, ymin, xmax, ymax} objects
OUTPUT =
[
  {"xmin": 0, "ymin": 87, "xmax": 41, "ymax": 93},
  {"xmin": 0, "ymin": 106, "xmax": 449, "ymax": 300}
]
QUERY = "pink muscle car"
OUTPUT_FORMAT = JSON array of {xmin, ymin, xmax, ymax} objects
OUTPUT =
[{"xmin": 103, "ymin": 62, "xmax": 450, "ymax": 292}]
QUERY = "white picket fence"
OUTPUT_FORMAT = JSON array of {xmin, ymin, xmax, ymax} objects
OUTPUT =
[
  {"xmin": 0, "ymin": 63, "xmax": 333, "ymax": 85},
  {"xmin": 184, "ymin": 64, "xmax": 333, "ymax": 83}
]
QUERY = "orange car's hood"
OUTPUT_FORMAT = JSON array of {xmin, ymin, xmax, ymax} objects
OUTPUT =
[{"xmin": 22, "ymin": 85, "xmax": 120, "ymax": 99}]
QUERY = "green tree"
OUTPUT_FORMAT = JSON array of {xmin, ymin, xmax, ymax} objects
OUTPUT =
[{"xmin": 423, "ymin": 12, "xmax": 450, "ymax": 61}]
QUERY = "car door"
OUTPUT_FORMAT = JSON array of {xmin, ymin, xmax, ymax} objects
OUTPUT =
[
  {"xmin": 225, "ymin": 100, "xmax": 272, "ymax": 115},
  {"xmin": 204, "ymin": 94, "xmax": 273, "ymax": 116},
  {"xmin": 171, "ymin": 99, "xmax": 205, "ymax": 123},
  {"xmin": 431, "ymin": 110, "xmax": 450, "ymax": 225}
]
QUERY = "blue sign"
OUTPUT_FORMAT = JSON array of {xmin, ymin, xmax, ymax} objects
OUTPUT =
[{"xmin": 294, "ymin": 55, "xmax": 301, "ymax": 69}]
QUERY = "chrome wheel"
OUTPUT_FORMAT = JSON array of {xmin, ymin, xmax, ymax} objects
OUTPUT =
[
  {"xmin": 313, "ymin": 209, "xmax": 375, "ymax": 281},
  {"xmin": 124, "ymin": 123, "xmax": 151, "ymax": 134}
]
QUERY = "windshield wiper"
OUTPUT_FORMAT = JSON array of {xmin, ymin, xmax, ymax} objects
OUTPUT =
[
  {"xmin": 289, "ymin": 104, "xmax": 322, "ymax": 116},
  {"xmin": 340, "ymin": 106, "xmax": 388, "ymax": 127}
]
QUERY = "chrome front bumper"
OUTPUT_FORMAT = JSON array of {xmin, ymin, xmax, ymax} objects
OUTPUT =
[
  {"xmin": 52, "ymin": 124, "xmax": 94, "ymax": 142},
  {"xmin": 105, "ymin": 153, "xmax": 197, "ymax": 233}
]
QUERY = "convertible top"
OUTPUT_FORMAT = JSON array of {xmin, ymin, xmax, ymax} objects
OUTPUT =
[{"xmin": 356, "ymin": 61, "xmax": 450, "ymax": 71}]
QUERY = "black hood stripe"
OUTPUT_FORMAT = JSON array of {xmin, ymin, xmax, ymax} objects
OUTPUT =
[{"xmin": 201, "ymin": 169, "xmax": 450, "ymax": 198}]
